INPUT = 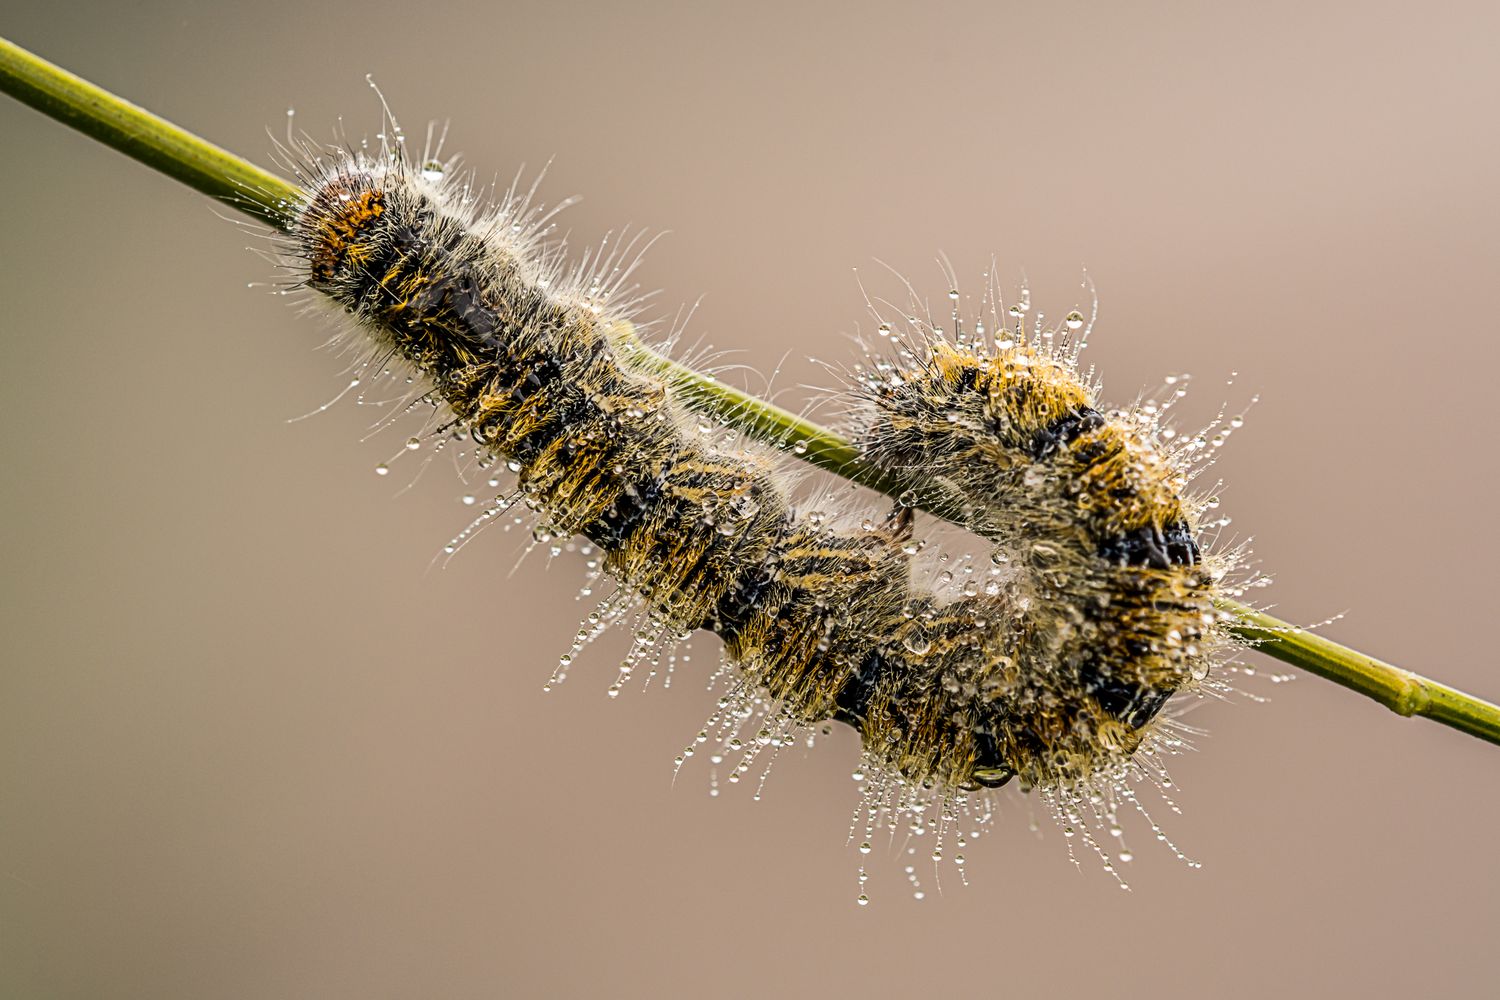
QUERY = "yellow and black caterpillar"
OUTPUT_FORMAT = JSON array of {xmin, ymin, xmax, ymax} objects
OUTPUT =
[{"xmin": 288, "ymin": 143, "xmax": 1236, "ymax": 831}]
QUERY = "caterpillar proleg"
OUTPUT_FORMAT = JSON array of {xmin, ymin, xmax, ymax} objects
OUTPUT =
[{"xmin": 278, "ymin": 119, "xmax": 1246, "ymax": 890}]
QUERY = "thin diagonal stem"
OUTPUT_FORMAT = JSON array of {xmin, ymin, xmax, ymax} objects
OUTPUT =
[{"xmin": 3, "ymin": 34, "xmax": 1496, "ymax": 747}]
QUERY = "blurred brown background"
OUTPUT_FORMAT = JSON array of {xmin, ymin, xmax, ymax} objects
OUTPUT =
[{"xmin": 2, "ymin": 2, "xmax": 1497, "ymax": 997}]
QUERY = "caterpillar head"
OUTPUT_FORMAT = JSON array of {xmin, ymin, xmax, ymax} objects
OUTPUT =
[{"xmin": 296, "ymin": 166, "xmax": 393, "ymax": 289}]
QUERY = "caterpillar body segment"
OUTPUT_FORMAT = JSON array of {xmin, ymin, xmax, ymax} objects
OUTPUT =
[{"xmin": 853, "ymin": 330, "xmax": 1231, "ymax": 789}]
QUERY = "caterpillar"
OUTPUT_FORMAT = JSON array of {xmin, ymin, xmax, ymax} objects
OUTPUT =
[{"xmin": 280, "ymin": 123, "xmax": 1244, "ymax": 890}]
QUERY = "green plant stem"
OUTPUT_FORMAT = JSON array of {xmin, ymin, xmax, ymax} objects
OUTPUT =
[
  {"xmin": 4, "ymin": 33, "xmax": 1497, "ymax": 748},
  {"xmin": 0, "ymin": 37, "xmax": 300, "ymax": 226}
]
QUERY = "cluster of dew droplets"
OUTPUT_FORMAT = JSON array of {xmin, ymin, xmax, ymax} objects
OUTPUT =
[
  {"xmin": 1044, "ymin": 782, "xmax": 1137, "ymax": 890},
  {"xmin": 544, "ymin": 587, "xmax": 637, "ymax": 693},
  {"xmin": 429, "ymin": 447, "xmax": 621, "ymax": 571},
  {"xmin": 1217, "ymin": 656, "xmax": 1298, "ymax": 706},
  {"xmin": 439, "ymin": 487, "xmax": 526, "ymax": 562},
  {"xmin": 1145, "ymin": 371, "xmax": 1259, "ymax": 499},
  {"xmin": 1120, "ymin": 359, "xmax": 1262, "ymax": 563},
  {"xmin": 536, "ymin": 576, "xmax": 700, "ymax": 699},
  {"xmin": 656, "ymin": 634, "xmax": 695, "ymax": 692},
  {"xmin": 605, "ymin": 612, "xmax": 694, "ymax": 698},
  {"xmin": 1030, "ymin": 725, "xmax": 1211, "ymax": 892},
  {"xmin": 287, "ymin": 351, "xmax": 427, "ymax": 432},
  {"xmin": 840, "ymin": 757, "xmax": 1003, "ymax": 904},
  {"xmin": 673, "ymin": 678, "xmax": 804, "ymax": 802}
]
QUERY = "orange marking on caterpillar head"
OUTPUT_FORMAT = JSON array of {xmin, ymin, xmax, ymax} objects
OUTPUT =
[{"xmin": 307, "ymin": 186, "xmax": 386, "ymax": 284}]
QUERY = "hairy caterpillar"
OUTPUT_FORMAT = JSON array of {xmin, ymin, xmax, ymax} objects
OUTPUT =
[{"xmin": 280, "ymin": 121, "xmax": 1244, "ymax": 888}]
